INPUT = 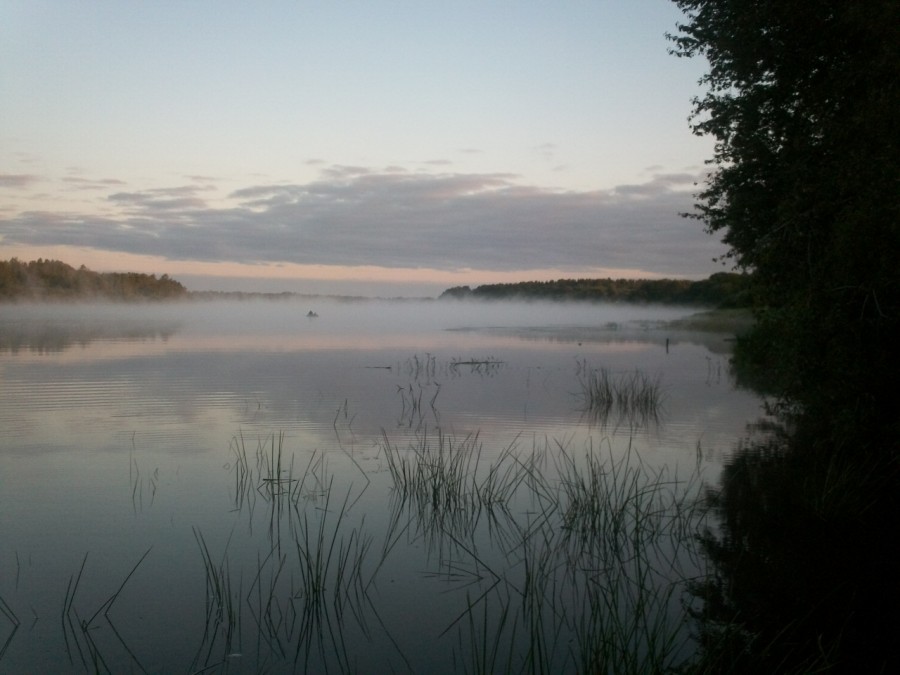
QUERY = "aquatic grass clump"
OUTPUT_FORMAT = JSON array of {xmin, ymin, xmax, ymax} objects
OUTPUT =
[
  {"xmin": 287, "ymin": 482, "xmax": 379, "ymax": 671},
  {"xmin": 376, "ymin": 427, "xmax": 708, "ymax": 673},
  {"xmin": 191, "ymin": 528, "xmax": 243, "ymax": 668},
  {"xmin": 4, "ymin": 424, "xmax": 708, "ymax": 673},
  {"xmin": 556, "ymin": 439, "xmax": 688, "ymax": 557},
  {"xmin": 576, "ymin": 361, "xmax": 665, "ymax": 428},
  {"xmin": 227, "ymin": 432, "xmax": 336, "ymax": 530},
  {"xmin": 381, "ymin": 429, "xmax": 483, "ymax": 510},
  {"xmin": 195, "ymin": 433, "xmax": 384, "ymax": 673},
  {"xmin": 553, "ymin": 443, "xmax": 707, "ymax": 673},
  {"xmin": 419, "ymin": 440, "xmax": 707, "ymax": 675},
  {"xmin": 379, "ymin": 429, "xmax": 539, "ymax": 547},
  {"xmin": 440, "ymin": 440, "xmax": 708, "ymax": 675}
]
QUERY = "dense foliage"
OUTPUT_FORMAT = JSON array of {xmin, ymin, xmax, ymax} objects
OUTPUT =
[
  {"xmin": 669, "ymin": 3, "xmax": 900, "ymax": 671},
  {"xmin": 0, "ymin": 258, "xmax": 188, "ymax": 301},
  {"xmin": 440, "ymin": 272, "xmax": 751, "ymax": 307},
  {"xmin": 669, "ymin": 1, "xmax": 900, "ymax": 427}
]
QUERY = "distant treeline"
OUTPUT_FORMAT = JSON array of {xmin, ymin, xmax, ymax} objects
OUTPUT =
[
  {"xmin": 0, "ymin": 258, "xmax": 188, "ymax": 302},
  {"xmin": 440, "ymin": 272, "xmax": 752, "ymax": 307}
]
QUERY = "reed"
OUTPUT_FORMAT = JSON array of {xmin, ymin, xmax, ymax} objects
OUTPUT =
[
  {"xmin": 198, "ymin": 437, "xmax": 382, "ymax": 672},
  {"xmin": 432, "ymin": 437, "xmax": 707, "ymax": 674},
  {"xmin": 216, "ymin": 430, "xmax": 708, "ymax": 672},
  {"xmin": 0, "ymin": 593, "xmax": 19, "ymax": 660},
  {"xmin": 381, "ymin": 429, "xmax": 502, "ymax": 551},
  {"xmin": 192, "ymin": 527, "xmax": 241, "ymax": 660},
  {"xmin": 55, "ymin": 550, "xmax": 154, "ymax": 673},
  {"xmin": 228, "ymin": 431, "xmax": 254, "ymax": 513},
  {"xmin": 394, "ymin": 353, "xmax": 505, "ymax": 382},
  {"xmin": 4, "ymin": 420, "xmax": 709, "ymax": 673},
  {"xmin": 285, "ymin": 478, "xmax": 383, "ymax": 672},
  {"xmin": 396, "ymin": 382, "xmax": 441, "ymax": 429},
  {"xmin": 449, "ymin": 357, "xmax": 505, "ymax": 376},
  {"xmin": 576, "ymin": 362, "xmax": 665, "ymax": 428},
  {"xmin": 85, "ymin": 547, "xmax": 152, "ymax": 628}
]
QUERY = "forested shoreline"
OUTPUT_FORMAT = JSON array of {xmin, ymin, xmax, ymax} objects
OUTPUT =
[
  {"xmin": 1, "ymin": 258, "xmax": 751, "ymax": 307},
  {"xmin": 440, "ymin": 271, "xmax": 751, "ymax": 307},
  {"xmin": 0, "ymin": 258, "xmax": 188, "ymax": 302}
]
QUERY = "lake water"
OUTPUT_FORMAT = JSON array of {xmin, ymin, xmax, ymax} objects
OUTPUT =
[{"xmin": 0, "ymin": 299, "xmax": 763, "ymax": 673}]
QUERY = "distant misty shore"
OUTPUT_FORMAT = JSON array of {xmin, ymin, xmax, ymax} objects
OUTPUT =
[{"xmin": 1, "ymin": 258, "xmax": 751, "ymax": 308}]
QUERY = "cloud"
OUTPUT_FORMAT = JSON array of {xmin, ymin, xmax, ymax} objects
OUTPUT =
[
  {"xmin": 0, "ymin": 166, "xmax": 724, "ymax": 278},
  {"xmin": 106, "ymin": 184, "xmax": 214, "ymax": 212},
  {"xmin": 0, "ymin": 173, "xmax": 41, "ymax": 188},
  {"xmin": 62, "ymin": 177, "xmax": 128, "ymax": 190},
  {"xmin": 320, "ymin": 165, "xmax": 373, "ymax": 180}
]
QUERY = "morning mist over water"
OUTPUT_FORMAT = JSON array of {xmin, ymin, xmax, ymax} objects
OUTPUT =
[{"xmin": 0, "ymin": 298, "xmax": 762, "ymax": 672}]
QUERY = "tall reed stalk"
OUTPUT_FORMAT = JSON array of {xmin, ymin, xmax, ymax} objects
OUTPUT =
[{"xmin": 576, "ymin": 362, "xmax": 665, "ymax": 428}]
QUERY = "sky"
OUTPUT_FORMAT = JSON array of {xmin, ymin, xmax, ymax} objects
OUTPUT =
[{"xmin": 0, "ymin": 0, "xmax": 724, "ymax": 297}]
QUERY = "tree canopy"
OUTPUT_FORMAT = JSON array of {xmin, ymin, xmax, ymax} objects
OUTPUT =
[
  {"xmin": 669, "ymin": 6, "xmax": 900, "ymax": 670},
  {"xmin": 669, "ymin": 1, "xmax": 900, "ymax": 428},
  {"xmin": 0, "ymin": 258, "xmax": 188, "ymax": 302},
  {"xmin": 440, "ymin": 272, "xmax": 751, "ymax": 307}
]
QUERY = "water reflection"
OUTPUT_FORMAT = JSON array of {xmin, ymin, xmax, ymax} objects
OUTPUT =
[
  {"xmin": 0, "ymin": 299, "xmax": 763, "ymax": 672},
  {"xmin": 690, "ymin": 413, "xmax": 900, "ymax": 673},
  {"xmin": 0, "ymin": 315, "xmax": 179, "ymax": 354}
]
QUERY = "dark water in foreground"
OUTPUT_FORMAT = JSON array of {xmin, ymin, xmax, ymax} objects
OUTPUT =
[{"xmin": 0, "ymin": 299, "xmax": 762, "ymax": 673}]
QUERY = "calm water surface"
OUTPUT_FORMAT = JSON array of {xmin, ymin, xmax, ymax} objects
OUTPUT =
[{"xmin": 0, "ymin": 299, "xmax": 762, "ymax": 673}]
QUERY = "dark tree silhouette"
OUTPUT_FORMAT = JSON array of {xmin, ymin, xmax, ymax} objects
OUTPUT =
[
  {"xmin": 0, "ymin": 258, "xmax": 188, "ymax": 301},
  {"xmin": 669, "ymin": 1, "xmax": 900, "ymax": 431},
  {"xmin": 669, "ymin": 3, "xmax": 900, "ymax": 671}
]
